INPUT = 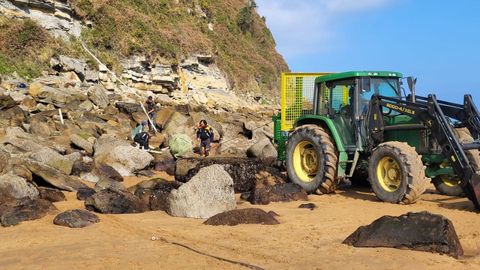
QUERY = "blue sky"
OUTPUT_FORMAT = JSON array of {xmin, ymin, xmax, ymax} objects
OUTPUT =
[{"xmin": 257, "ymin": 0, "xmax": 480, "ymax": 104}]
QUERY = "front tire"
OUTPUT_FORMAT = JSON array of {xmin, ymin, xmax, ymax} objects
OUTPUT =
[
  {"xmin": 433, "ymin": 175, "xmax": 464, "ymax": 197},
  {"xmin": 368, "ymin": 141, "xmax": 429, "ymax": 204},
  {"xmin": 286, "ymin": 125, "xmax": 338, "ymax": 194}
]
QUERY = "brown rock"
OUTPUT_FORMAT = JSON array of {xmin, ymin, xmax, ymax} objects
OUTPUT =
[
  {"xmin": 38, "ymin": 187, "xmax": 66, "ymax": 202},
  {"xmin": 343, "ymin": 211, "xmax": 464, "ymax": 258},
  {"xmin": 53, "ymin": 209, "xmax": 100, "ymax": 228},
  {"xmin": 204, "ymin": 208, "xmax": 280, "ymax": 226}
]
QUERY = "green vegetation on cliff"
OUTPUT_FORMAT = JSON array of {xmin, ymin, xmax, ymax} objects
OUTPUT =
[{"xmin": 70, "ymin": 0, "xmax": 289, "ymax": 94}]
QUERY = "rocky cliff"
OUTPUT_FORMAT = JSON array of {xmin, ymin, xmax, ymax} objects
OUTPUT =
[{"xmin": 0, "ymin": 0, "xmax": 289, "ymax": 100}]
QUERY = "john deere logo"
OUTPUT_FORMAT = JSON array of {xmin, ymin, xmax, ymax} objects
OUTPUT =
[{"xmin": 385, "ymin": 103, "xmax": 416, "ymax": 115}]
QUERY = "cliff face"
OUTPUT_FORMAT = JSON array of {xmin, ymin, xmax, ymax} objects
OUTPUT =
[{"xmin": 0, "ymin": 0, "xmax": 288, "ymax": 98}]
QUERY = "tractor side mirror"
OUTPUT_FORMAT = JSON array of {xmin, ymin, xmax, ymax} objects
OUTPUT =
[{"xmin": 407, "ymin": 76, "xmax": 417, "ymax": 102}]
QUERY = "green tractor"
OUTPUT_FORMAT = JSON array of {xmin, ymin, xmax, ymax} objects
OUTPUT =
[{"xmin": 273, "ymin": 71, "xmax": 480, "ymax": 209}]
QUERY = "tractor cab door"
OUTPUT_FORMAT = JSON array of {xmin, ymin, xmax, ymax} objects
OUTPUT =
[{"xmin": 324, "ymin": 79, "xmax": 357, "ymax": 149}]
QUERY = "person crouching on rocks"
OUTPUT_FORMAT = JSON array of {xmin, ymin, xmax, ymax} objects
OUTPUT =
[
  {"xmin": 196, "ymin": 120, "xmax": 213, "ymax": 157},
  {"xmin": 132, "ymin": 121, "xmax": 150, "ymax": 150}
]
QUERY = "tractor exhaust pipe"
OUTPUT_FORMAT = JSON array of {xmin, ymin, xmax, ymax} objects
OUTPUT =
[{"xmin": 407, "ymin": 77, "xmax": 417, "ymax": 103}]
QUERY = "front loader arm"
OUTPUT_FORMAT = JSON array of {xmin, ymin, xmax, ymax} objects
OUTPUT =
[{"xmin": 366, "ymin": 94, "xmax": 480, "ymax": 210}]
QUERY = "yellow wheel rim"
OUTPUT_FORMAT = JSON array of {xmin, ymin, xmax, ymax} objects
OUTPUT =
[
  {"xmin": 376, "ymin": 156, "xmax": 402, "ymax": 192},
  {"xmin": 439, "ymin": 175, "xmax": 461, "ymax": 187},
  {"xmin": 293, "ymin": 141, "xmax": 319, "ymax": 183}
]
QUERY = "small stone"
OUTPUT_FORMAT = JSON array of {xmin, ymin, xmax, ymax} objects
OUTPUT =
[
  {"xmin": 53, "ymin": 209, "xmax": 100, "ymax": 228},
  {"xmin": 299, "ymin": 203, "xmax": 316, "ymax": 210}
]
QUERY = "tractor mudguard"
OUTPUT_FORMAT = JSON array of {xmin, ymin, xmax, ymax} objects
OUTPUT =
[{"xmin": 294, "ymin": 115, "xmax": 349, "ymax": 177}]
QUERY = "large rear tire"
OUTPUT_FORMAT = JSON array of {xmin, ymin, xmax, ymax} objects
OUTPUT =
[
  {"xmin": 433, "ymin": 128, "xmax": 480, "ymax": 197},
  {"xmin": 286, "ymin": 125, "xmax": 338, "ymax": 194},
  {"xmin": 368, "ymin": 141, "xmax": 429, "ymax": 204}
]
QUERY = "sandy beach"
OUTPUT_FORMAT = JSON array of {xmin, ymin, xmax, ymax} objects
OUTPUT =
[{"xmin": 1, "ymin": 175, "xmax": 479, "ymax": 270}]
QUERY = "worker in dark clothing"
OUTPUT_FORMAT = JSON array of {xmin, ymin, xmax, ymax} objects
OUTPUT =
[
  {"xmin": 145, "ymin": 96, "xmax": 156, "ymax": 132},
  {"xmin": 132, "ymin": 121, "xmax": 150, "ymax": 150},
  {"xmin": 196, "ymin": 120, "xmax": 213, "ymax": 157}
]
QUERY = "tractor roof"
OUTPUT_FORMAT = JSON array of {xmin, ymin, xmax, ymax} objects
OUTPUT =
[{"xmin": 315, "ymin": 71, "xmax": 403, "ymax": 83}]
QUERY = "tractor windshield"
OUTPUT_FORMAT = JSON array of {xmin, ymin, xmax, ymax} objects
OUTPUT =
[{"xmin": 360, "ymin": 77, "xmax": 401, "ymax": 115}]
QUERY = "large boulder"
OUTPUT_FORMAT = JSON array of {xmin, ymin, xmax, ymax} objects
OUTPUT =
[
  {"xmin": 95, "ymin": 145, "xmax": 154, "ymax": 176},
  {"xmin": 115, "ymin": 102, "xmax": 141, "ymax": 114},
  {"xmin": 53, "ymin": 55, "xmax": 87, "ymax": 79},
  {"xmin": 85, "ymin": 188, "xmax": 148, "ymax": 214},
  {"xmin": 204, "ymin": 208, "xmax": 280, "ymax": 226},
  {"xmin": 87, "ymin": 85, "xmax": 109, "ymax": 109},
  {"xmin": 0, "ymin": 173, "xmax": 39, "ymax": 200},
  {"xmin": 93, "ymin": 134, "xmax": 153, "ymax": 176},
  {"xmin": 343, "ymin": 211, "xmax": 464, "ymax": 258},
  {"xmin": 53, "ymin": 209, "xmax": 100, "ymax": 228},
  {"xmin": 30, "ymin": 148, "xmax": 74, "ymax": 175},
  {"xmin": 1, "ymin": 127, "xmax": 66, "ymax": 154},
  {"xmin": 175, "ymin": 157, "xmax": 286, "ymax": 193},
  {"xmin": 0, "ymin": 198, "xmax": 56, "ymax": 227},
  {"xmin": 28, "ymin": 82, "xmax": 86, "ymax": 107},
  {"xmin": 167, "ymin": 165, "xmax": 236, "ymax": 219},
  {"xmin": 163, "ymin": 112, "xmax": 193, "ymax": 137},
  {"xmin": 129, "ymin": 178, "xmax": 182, "ymax": 211},
  {"xmin": 155, "ymin": 107, "xmax": 175, "ymax": 129},
  {"xmin": 23, "ymin": 158, "xmax": 87, "ymax": 191}
]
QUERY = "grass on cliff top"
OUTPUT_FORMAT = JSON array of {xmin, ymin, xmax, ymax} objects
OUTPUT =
[
  {"xmin": 0, "ymin": 18, "xmax": 56, "ymax": 80},
  {"xmin": 70, "ymin": 0, "xmax": 289, "ymax": 94}
]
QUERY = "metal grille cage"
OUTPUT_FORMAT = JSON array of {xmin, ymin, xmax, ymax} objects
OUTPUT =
[{"xmin": 280, "ymin": 72, "xmax": 331, "ymax": 131}]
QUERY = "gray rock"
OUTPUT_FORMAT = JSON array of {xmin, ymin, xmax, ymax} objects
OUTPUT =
[
  {"xmin": 85, "ymin": 70, "xmax": 99, "ymax": 82},
  {"xmin": 53, "ymin": 209, "xmax": 100, "ymax": 228},
  {"xmin": 23, "ymin": 158, "xmax": 87, "ymax": 191},
  {"xmin": 115, "ymin": 102, "xmax": 141, "ymax": 114},
  {"xmin": 95, "ymin": 144, "xmax": 154, "ymax": 176},
  {"xmin": 167, "ymin": 165, "xmax": 236, "ymax": 219},
  {"xmin": 88, "ymin": 85, "xmax": 109, "ymax": 109},
  {"xmin": 343, "ymin": 211, "xmax": 464, "ymax": 258},
  {"xmin": 85, "ymin": 188, "xmax": 148, "ymax": 214},
  {"xmin": 0, "ymin": 173, "xmax": 39, "ymax": 200},
  {"xmin": 70, "ymin": 134, "xmax": 94, "ymax": 155},
  {"xmin": 76, "ymin": 187, "xmax": 96, "ymax": 201},
  {"xmin": 38, "ymin": 187, "xmax": 66, "ymax": 202},
  {"xmin": 56, "ymin": 55, "xmax": 87, "ymax": 78},
  {"xmin": 246, "ymin": 138, "xmax": 277, "ymax": 165},
  {"xmin": 94, "ymin": 178, "xmax": 125, "ymax": 192},
  {"xmin": 29, "ymin": 83, "xmax": 86, "ymax": 107},
  {"xmin": 30, "ymin": 148, "xmax": 74, "ymax": 175},
  {"xmin": 204, "ymin": 208, "xmax": 280, "ymax": 226},
  {"xmin": 0, "ymin": 198, "xmax": 56, "ymax": 227}
]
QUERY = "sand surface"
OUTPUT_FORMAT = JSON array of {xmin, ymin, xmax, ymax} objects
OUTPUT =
[{"xmin": 0, "ymin": 176, "xmax": 479, "ymax": 270}]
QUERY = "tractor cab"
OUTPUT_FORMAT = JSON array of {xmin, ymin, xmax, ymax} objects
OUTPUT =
[{"xmin": 313, "ymin": 72, "xmax": 403, "ymax": 151}]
